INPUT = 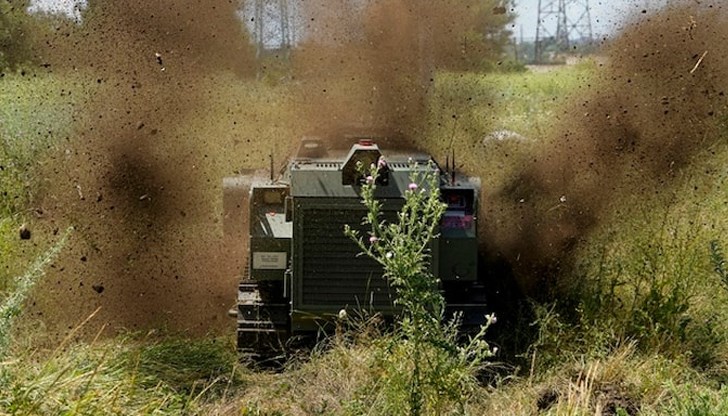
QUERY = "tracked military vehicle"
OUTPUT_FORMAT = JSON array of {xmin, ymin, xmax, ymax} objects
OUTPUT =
[{"xmin": 223, "ymin": 137, "xmax": 484, "ymax": 356}]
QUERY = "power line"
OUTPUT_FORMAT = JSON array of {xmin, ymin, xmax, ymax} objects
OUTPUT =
[
  {"xmin": 250, "ymin": 0, "xmax": 294, "ymax": 77},
  {"xmin": 535, "ymin": 0, "xmax": 593, "ymax": 63},
  {"xmin": 251, "ymin": 0, "xmax": 294, "ymax": 51}
]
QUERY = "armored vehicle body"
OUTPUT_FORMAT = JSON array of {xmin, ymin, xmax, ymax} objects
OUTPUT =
[{"xmin": 224, "ymin": 137, "xmax": 483, "ymax": 355}]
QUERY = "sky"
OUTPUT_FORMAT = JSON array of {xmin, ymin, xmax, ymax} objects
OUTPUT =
[
  {"xmin": 512, "ymin": 0, "xmax": 668, "ymax": 41},
  {"xmin": 28, "ymin": 0, "xmax": 84, "ymax": 21}
]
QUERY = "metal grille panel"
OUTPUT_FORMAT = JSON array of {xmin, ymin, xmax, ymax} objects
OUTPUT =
[{"xmin": 299, "ymin": 208, "xmax": 393, "ymax": 308}]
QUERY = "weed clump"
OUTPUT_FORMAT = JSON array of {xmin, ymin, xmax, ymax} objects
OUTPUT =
[{"xmin": 345, "ymin": 161, "xmax": 494, "ymax": 414}]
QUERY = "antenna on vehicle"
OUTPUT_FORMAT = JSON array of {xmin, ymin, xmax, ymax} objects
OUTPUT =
[
  {"xmin": 451, "ymin": 148, "xmax": 456, "ymax": 185},
  {"xmin": 269, "ymin": 154, "xmax": 274, "ymax": 183},
  {"xmin": 446, "ymin": 115, "xmax": 458, "ymax": 186}
]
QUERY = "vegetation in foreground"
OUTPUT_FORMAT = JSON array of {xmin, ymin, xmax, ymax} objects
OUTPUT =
[{"xmin": 2, "ymin": 60, "xmax": 728, "ymax": 414}]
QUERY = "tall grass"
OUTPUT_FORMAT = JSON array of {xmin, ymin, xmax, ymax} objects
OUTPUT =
[
  {"xmin": 0, "ymin": 226, "xmax": 73, "ymax": 361},
  {"xmin": 0, "ymin": 335, "xmax": 245, "ymax": 415},
  {"xmin": 424, "ymin": 62, "xmax": 597, "ymax": 196},
  {"xmin": 0, "ymin": 222, "xmax": 244, "ymax": 414},
  {"xmin": 508, "ymin": 138, "xmax": 728, "ymax": 415},
  {"xmin": 2, "ymin": 64, "xmax": 728, "ymax": 414},
  {"xmin": 0, "ymin": 71, "xmax": 90, "ymax": 297},
  {"xmin": 0, "ymin": 72, "xmax": 85, "ymax": 217}
]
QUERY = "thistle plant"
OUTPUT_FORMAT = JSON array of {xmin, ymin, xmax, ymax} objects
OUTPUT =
[
  {"xmin": 345, "ymin": 159, "xmax": 494, "ymax": 415},
  {"xmin": 345, "ymin": 159, "xmax": 447, "ymax": 337}
]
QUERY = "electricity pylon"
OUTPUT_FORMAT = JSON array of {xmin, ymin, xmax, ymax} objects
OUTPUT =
[
  {"xmin": 535, "ymin": 0, "xmax": 593, "ymax": 63},
  {"xmin": 250, "ymin": 0, "xmax": 293, "ymax": 77}
]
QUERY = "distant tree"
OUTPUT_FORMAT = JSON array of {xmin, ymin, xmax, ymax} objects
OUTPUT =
[
  {"xmin": 291, "ymin": 1, "xmax": 516, "ymax": 137},
  {"xmin": 78, "ymin": 0, "xmax": 255, "ymax": 76},
  {"xmin": 297, "ymin": 0, "xmax": 515, "ymax": 72},
  {"xmin": 420, "ymin": 0, "xmax": 515, "ymax": 71},
  {"xmin": 0, "ymin": 0, "xmax": 33, "ymax": 70}
]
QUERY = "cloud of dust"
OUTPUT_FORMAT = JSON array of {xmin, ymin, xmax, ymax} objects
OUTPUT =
[
  {"xmin": 30, "ymin": 0, "xmax": 512, "ymax": 340},
  {"xmin": 483, "ymin": 2, "xmax": 728, "ymax": 296},
  {"xmin": 34, "ymin": 0, "xmax": 257, "ymax": 338},
  {"xmin": 291, "ymin": 0, "xmax": 508, "ymax": 142},
  {"xmin": 24, "ymin": 0, "xmax": 630, "ymax": 336}
]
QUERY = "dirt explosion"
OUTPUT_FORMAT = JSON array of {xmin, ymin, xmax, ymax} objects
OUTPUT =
[
  {"xmin": 27, "ymin": 0, "xmax": 511, "ymax": 339},
  {"xmin": 483, "ymin": 2, "xmax": 728, "ymax": 295},
  {"xmin": 32, "ymin": 0, "xmax": 257, "ymax": 338},
  {"xmin": 24, "ymin": 0, "xmax": 728, "ymax": 339},
  {"xmin": 291, "ymin": 0, "xmax": 508, "ymax": 142}
]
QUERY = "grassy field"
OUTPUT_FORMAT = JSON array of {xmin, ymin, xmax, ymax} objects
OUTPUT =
[
  {"xmin": 2, "ymin": 61, "xmax": 728, "ymax": 414},
  {"xmin": 0, "ymin": 72, "xmax": 86, "ymax": 291}
]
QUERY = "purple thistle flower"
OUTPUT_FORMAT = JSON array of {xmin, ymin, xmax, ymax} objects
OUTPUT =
[
  {"xmin": 408, "ymin": 183, "xmax": 418, "ymax": 191},
  {"xmin": 366, "ymin": 175, "xmax": 374, "ymax": 184},
  {"xmin": 369, "ymin": 236, "xmax": 378, "ymax": 243}
]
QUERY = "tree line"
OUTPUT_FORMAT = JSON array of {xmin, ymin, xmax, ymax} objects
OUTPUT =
[{"xmin": 1, "ymin": 0, "xmax": 516, "ymax": 74}]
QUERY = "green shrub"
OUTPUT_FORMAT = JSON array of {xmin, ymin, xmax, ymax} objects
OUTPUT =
[{"xmin": 570, "ymin": 216, "xmax": 708, "ymax": 352}]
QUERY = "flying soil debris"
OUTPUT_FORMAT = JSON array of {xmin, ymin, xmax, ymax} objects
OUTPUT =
[{"xmin": 28, "ymin": 0, "xmax": 728, "ymax": 339}]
